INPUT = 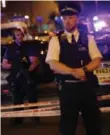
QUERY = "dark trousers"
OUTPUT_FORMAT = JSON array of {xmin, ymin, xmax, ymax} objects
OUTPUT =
[
  {"xmin": 58, "ymin": 81, "xmax": 101, "ymax": 135},
  {"xmin": 10, "ymin": 74, "xmax": 39, "ymax": 123},
  {"xmin": 12, "ymin": 80, "xmax": 37, "ymax": 105}
]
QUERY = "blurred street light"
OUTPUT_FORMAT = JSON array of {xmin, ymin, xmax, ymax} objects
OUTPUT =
[
  {"xmin": 35, "ymin": 36, "xmax": 39, "ymax": 40},
  {"xmin": 94, "ymin": 21, "xmax": 107, "ymax": 31},
  {"xmin": 93, "ymin": 16, "xmax": 99, "ymax": 21},
  {"xmin": 24, "ymin": 15, "xmax": 30, "ymax": 19},
  {"xmin": 40, "ymin": 50, "xmax": 44, "ymax": 55},
  {"xmin": 2, "ymin": 0, "xmax": 6, "ymax": 8}
]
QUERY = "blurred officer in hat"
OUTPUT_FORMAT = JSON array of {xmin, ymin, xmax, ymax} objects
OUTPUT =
[
  {"xmin": 46, "ymin": 1, "xmax": 102, "ymax": 135},
  {"xmin": 2, "ymin": 28, "xmax": 40, "ymax": 125}
]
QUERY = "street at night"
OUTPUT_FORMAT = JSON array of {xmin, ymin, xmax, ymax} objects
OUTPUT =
[{"xmin": 1, "ymin": 1, "xmax": 110, "ymax": 135}]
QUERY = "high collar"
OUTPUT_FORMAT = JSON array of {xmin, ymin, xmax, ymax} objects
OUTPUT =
[
  {"xmin": 64, "ymin": 28, "xmax": 79, "ymax": 37},
  {"xmin": 15, "ymin": 40, "xmax": 21, "ymax": 47}
]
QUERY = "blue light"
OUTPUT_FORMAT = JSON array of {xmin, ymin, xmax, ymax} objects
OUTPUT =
[
  {"xmin": 55, "ymin": 16, "xmax": 58, "ymax": 21},
  {"xmin": 93, "ymin": 16, "xmax": 99, "ymax": 21}
]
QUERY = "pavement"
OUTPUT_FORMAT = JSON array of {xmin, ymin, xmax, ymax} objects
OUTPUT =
[
  {"xmin": 1, "ymin": 114, "xmax": 110, "ymax": 135},
  {"xmin": 1, "ymin": 82, "xmax": 110, "ymax": 135}
]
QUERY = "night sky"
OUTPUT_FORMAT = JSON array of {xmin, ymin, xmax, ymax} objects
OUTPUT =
[
  {"xmin": 80, "ymin": 1, "xmax": 110, "ymax": 16},
  {"xmin": 2, "ymin": 1, "xmax": 110, "ymax": 18},
  {"xmin": 57, "ymin": 1, "xmax": 110, "ymax": 17}
]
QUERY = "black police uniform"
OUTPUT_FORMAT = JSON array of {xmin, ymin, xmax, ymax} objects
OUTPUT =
[
  {"xmin": 56, "ymin": 2, "xmax": 101, "ymax": 135},
  {"xmin": 56, "ymin": 31, "xmax": 100, "ymax": 135},
  {"xmin": 4, "ymin": 41, "xmax": 39, "ymax": 124}
]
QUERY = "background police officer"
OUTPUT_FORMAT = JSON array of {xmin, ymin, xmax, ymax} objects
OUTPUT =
[
  {"xmin": 46, "ymin": 2, "xmax": 102, "ymax": 135},
  {"xmin": 2, "ymin": 28, "xmax": 40, "ymax": 125}
]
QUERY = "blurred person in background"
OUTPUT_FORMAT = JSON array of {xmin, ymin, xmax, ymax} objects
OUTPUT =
[{"xmin": 2, "ymin": 28, "xmax": 40, "ymax": 125}]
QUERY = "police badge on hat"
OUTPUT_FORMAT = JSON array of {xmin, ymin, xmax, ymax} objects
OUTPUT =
[{"xmin": 58, "ymin": 1, "xmax": 81, "ymax": 16}]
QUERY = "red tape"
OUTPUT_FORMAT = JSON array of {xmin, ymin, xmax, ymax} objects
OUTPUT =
[
  {"xmin": 1, "ymin": 107, "xmax": 110, "ymax": 118},
  {"xmin": 1, "ymin": 100, "xmax": 59, "ymax": 110},
  {"xmin": 1, "ymin": 95, "xmax": 110, "ymax": 111}
]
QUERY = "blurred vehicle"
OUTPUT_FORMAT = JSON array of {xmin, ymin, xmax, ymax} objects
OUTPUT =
[
  {"xmin": 82, "ymin": 15, "xmax": 110, "ymax": 102},
  {"xmin": 93, "ymin": 36, "xmax": 110, "ymax": 107},
  {"xmin": 34, "ymin": 31, "xmax": 56, "ymax": 42},
  {"xmin": 35, "ymin": 33, "xmax": 50, "ymax": 42}
]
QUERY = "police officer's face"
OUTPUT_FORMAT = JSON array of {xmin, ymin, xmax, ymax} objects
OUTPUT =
[
  {"xmin": 14, "ymin": 31, "xmax": 24, "ymax": 42},
  {"xmin": 62, "ymin": 15, "xmax": 78, "ymax": 32}
]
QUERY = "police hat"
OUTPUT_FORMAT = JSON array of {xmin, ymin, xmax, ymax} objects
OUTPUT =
[{"xmin": 58, "ymin": 1, "xmax": 81, "ymax": 16}]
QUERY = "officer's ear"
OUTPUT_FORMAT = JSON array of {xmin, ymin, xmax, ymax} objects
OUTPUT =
[
  {"xmin": 12, "ymin": 33, "xmax": 16, "ymax": 40},
  {"xmin": 12, "ymin": 29, "xmax": 16, "ymax": 39}
]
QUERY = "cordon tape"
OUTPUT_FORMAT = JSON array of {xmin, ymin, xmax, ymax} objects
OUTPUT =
[{"xmin": 1, "ymin": 95, "xmax": 110, "ymax": 118}]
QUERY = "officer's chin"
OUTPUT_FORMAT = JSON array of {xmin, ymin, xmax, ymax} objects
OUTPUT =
[
  {"xmin": 66, "ymin": 27, "xmax": 75, "ymax": 32},
  {"xmin": 18, "ymin": 39, "xmax": 23, "ymax": 43}
]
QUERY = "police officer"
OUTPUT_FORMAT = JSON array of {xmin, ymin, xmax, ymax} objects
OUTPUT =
[
  {"xmin": 2, "ymin": 28, "xmax": 40, "ymax": 125},
  {"xmin": 46, "ymin": 2, "xmax": 102, "ymax": 135}
]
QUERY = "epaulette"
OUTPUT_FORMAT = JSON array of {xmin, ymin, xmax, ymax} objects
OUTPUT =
[
  {"xmin": 49, "ymin": 30, "xmax": 65, "ymax": 41},
  {"xmin": 56, "ymin": 30, "xmax": 64, "ymax": 36}
]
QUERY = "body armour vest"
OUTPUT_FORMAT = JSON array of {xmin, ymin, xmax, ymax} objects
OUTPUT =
[
  {"xmin": 56, "ymin": 30, "xmax": 97, "ymax": 82},
  {"xmin": 8, "ymin": 42, "xmax": 31, "ymax": 72}
]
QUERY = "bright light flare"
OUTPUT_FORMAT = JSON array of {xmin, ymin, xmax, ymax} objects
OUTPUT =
[
  {"xmin": 24, "ymin": 15, "xmax": 29, "ymax": 19},
  {"xmin": 2, "ymin": 0, "xmax": 6, "ymax": 8},
  {"xmin": 93, "ymin": 16, "xmax": 99, "ymax": 21},
  {"xmin": 94, "ymin": 21, "xmax": 107, "ymax": 31}
]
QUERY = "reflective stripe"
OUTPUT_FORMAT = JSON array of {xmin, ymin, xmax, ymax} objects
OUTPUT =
[
  {"xmin": 64, "ymin": 80, "xmax": 86, "ymax": 83},
  {"xmin": 61, "ymin": 7, "xmax": 78, "ymax": 13}
]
